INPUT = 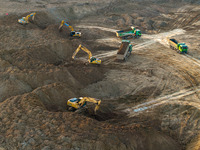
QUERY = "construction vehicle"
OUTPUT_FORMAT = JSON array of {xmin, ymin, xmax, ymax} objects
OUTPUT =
[
  {"xmin": 168, "ymin": 38, "xmax": 188, "ymax": 53},
  {"xmin": 59, "ymin": 20, "xmax": 81, "ymax": 37},
  {"xmin": 67, "ymin": 97, "xmax": 101, "ymax": 113},
  {"xmin": 72, "ymin": 44, "xmax": 101, "ymax": 64},
  {"xmin": 18, "ymin": 13, "xmax": 36, "ymax": 25},
  {"xmin": 117, "ymin": 40, "xmax": 133, "ymax": 61},
  {"xmin": 116, "ymin": 26, "xmax": 141, "ymax": 39}
]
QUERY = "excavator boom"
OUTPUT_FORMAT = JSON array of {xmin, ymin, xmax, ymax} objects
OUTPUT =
[
  {"xmin": 59, "ymin": 20, "xmax": 81, "ymax": 37},
  {"xmin": 25, "ymin": 13, "xmax": 36, "ymax": 22},
  {"xmin": 79, "ymin": 45, "xmax": 93, "ymax": 60},
  {"xmin": 72, "ymin": 44, "xmax": 101, "ymax": 64},
  {"xmin": 68, "ymin": 25, "xmax": 74, "ymax": 31}
]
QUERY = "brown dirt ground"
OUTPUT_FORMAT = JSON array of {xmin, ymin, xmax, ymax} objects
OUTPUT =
[{"xmin": 0, "ymin": 0, "xmax": 200, "ymax": 149}]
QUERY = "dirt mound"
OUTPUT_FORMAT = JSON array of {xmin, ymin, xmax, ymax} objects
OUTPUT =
[
  {"xmin": 131, "ymin": 0, "xmax": 200, "ymax": 3},
  {"xmin": 0, "ymin": 14, "xmax": 20, "ymax": 26},
  {"xmin": 67, "ymin": 64, "xmax": 106, "ymax": 86},
  {"xmin": 0, "ymin": 91, "xmax": 181, "ymax": 150},
  {"xmin": 0, "ymin": 11, "xmax": 55, "ymax": 29},
  {"xmin": 32, "ymin": 83, "xmax": 78, "ymax": 112},
  {"xmin": 186, "ymin": 134, "xmax": 200, "ymax": 150},
  {"xmin": 159, "ymin": 104, "xmax": 200, "ymax": 145},
  {"xmin": 0, "ymin": 0, "xmax": 200, "ymax": 149},
  {"xmin": 33, "ymin": 11, "xmax": 56, "ymax": 29},
  {"xmin": 75, "ymin": 102, "xmax": 122, "ymax": 121}
]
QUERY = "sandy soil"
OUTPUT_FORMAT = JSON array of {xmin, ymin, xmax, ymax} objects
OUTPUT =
[{"xmin": 0, "ymin": 0, "xmax": 200, "ymax": 150}]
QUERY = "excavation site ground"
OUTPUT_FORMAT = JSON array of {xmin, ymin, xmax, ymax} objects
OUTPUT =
[{"xmin": 0, "ymin": 0, "xmax": 200, "ymax": 150}]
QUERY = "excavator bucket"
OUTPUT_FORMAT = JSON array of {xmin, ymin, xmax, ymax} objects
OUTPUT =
[
  {"xmin": 32, "ymin": 13, "xmax": 35, "ymax": 21},
  {"xmin": 58, "ymin": 20, "xmax": 65, "ymax": 31},
  {"xmin": 94, "ymin": 100, "xmax": 101, "ymax": 113}
]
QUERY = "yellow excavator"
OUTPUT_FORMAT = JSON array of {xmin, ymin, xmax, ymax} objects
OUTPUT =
[
  {"xmin": 72, "ymin": 44, "xmax": 101, "ymax": 64},
  {"xmin": 59, "ymin": 20, "xmax": 81, "ymax": 37},
  {"xmin": 67, "ymin": 97, "xmax": 101, "ymax": 113},
  {"xmin": 18, "ymin": 13, "xmax": 36, "ymax": 25}
]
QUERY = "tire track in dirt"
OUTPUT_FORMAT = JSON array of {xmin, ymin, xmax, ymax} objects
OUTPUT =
[
  {"xmin": 171, "ymin": 11, "xmax": 200, "ymax": 28},
  {"xmin": 177, "ymin": 68, "xmax": 200, "ymax": 100},
  {"xmin": 183, "ymin": 54, "xmax": 200, "ymax": 68},
  {"xmin": 78, "ymin": 26, "xmax": 200, "ymax": 116},
  {"xmin": 161, "ymin": 43, "xmax": 200, "ymax": 69},
  {"xmin": 77, "ymin": 26, "xmax": 186, "ymax": 61},
  {"xmin": 124, "ymin": 86, "xmax": 200, "ymax": 117},
  {"xmin": 94, "ymin": 40, "xmax": 157, "ymax": 59},
  {"xmin": 123, "ymin": 68, "xmax": 200, "ymax": 117},
  {"xmin": 150, "ymin": 73, "xmax": 171, "ymax": 98},
  {"xmin": 153, "ymin": 30, "xmax": 200, "ymax": 70},
  {"xmin": 77, "ymin": 25, "xmax": 118, "ymax": 33},
  {"xmin": 93, "ymin": 29, "xmax": 185, "ymax": 59}
]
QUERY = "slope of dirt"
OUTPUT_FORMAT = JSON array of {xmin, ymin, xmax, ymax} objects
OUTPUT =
[
  {"xmin": 0, "ymin": 0, "xmax": 200, "ymax": 150},
  {"xmin": 186, "ymin": 134, "xmax": 200, "ymax": 150},
  {"xmin": 0, "ymin": 88, "xmax": 181, "ymax": 150}
]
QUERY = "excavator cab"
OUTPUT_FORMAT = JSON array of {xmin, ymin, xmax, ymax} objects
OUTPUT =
[
  {"xmin": 59, "ymin": 20, "xmax": 81, "ymax": 37},
  {"xmin": 90, "ymin": 57, "xmax": 96, "ymax": 62},
  {"xmin": 67, "ymin": 97, "xmax": 101, "ymax": 113},
  {"xmin": 18, "ymin": 17, "xmax": 26, "ymax": 24},
  {"xmin": 70, "ymin": 31, "xmax": 81, "ymax": 37},
  {"xmin": 67, "ymin": 98, "xmax": 86, "ymax": 109},
  {"xmin": 70, "ymin": 31, "xmax": 75, "ymax": 36},
  {"xmin": 90, "ymin": 57, "xmax": 101, "ymax": 64},
  {"xmin": 18, "ymin": 16, "xmax": 29, "ymax": 24}
]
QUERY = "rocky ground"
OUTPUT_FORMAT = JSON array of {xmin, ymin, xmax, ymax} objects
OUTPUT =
[{"xmin": 0, "ymin": 0, "xmax": 200, "ymax": 150}]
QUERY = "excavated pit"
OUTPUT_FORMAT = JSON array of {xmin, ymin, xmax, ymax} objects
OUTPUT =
[
  {"xmin": 71, "ymin": 104, "xmax": 121, "ymax": 122},
  {"xmin": 0, "ymin": 1, "xmax": 200, "ymax": 149}
]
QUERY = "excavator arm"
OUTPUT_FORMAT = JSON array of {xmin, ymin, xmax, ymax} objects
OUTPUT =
[
  {"xmin": 25, "ymin": 13, "xmax": 36, "ymax": 22},
  {"xmin": 59, "ymin": 20, "xmax": 74, "ymax": 31},
  {"xmin": 80, "ymin": 46, "xmax": 93, "ymax": 61},
  {"xmin": 72, "ymin": 44, "xmax": 82, "ymax": 59},
  {"xmin": 78, "ymin": 97, "xmax": 101, "ymax": 113},
  {"xmin": 68, "ymin": 25, "xmax": 74, "ymax": 32},
  {"xmin": 72, "ymin": 44, "xmax": 93, "ymax": 62},
  {"xmin": 24, "ymin": 15, "xmax": 30, "ymax": 22}
]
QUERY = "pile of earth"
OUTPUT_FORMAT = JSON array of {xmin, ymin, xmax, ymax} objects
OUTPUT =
[{"xmin": 0, "ymin": 0, "xmax": 199, "ymax": 149}]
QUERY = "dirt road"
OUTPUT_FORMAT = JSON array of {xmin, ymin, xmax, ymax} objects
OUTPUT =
[
  {"xmin": 0, "ymin": 0, "xmax": 200, "ymax": 150},
  {"xmin": 125, "ymin": 86, "xmax": 200, "ymax": 116}
]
